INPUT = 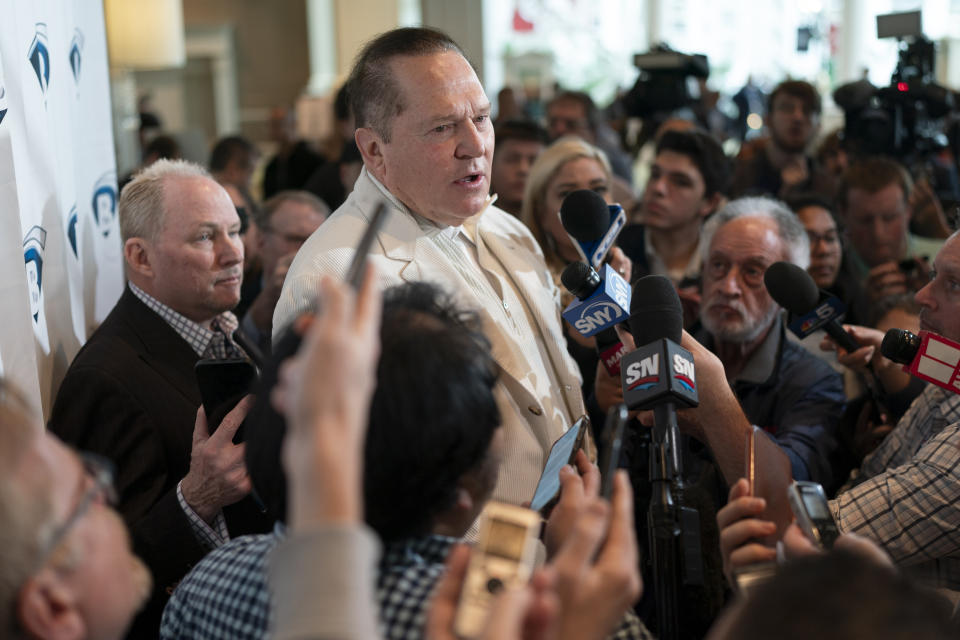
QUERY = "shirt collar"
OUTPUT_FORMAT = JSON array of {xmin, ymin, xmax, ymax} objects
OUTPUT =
[
  {"xmin": 128, "ymin": 282, "xmax": 237, "ymax": 357},
  {"xmin": 381, "ymin": 534, "xmax": 459, "ymax": 567},
  {"xmin": 734, "ymin": 317, "xmax": 784, "ymax": 385}
]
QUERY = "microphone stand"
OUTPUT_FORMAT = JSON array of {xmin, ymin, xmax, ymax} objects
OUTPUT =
[{"xmin": 648, "ymin": 403, "xmax": 702, "ymax": 640}]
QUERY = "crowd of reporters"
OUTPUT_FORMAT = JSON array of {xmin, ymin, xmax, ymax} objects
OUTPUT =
[{"xmin": 5, "ymin": 23, "xmax": 960, "ymax": 640}]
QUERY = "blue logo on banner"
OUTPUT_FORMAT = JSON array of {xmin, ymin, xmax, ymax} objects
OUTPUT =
[
  {"xmin": 67, "ymin": 205, "xmax": 79, "ymax": 257},
  {"xmin": 28, "ymin": 23, "xmax": 51, "ymax": 99},
  {"xmin": 23, "ymin": 226, "xmax": 47, "ymax": 323},
  {"xmin": 69, "ymin": 29, "xmax": 84, "ymax": 86},
  {"xmin": 91, "ymin": 173, "xmax": 118, "ymax": 237},
  {"xmin": 0, "ymin": 84, "xmax": 6, "ymax": 126}
]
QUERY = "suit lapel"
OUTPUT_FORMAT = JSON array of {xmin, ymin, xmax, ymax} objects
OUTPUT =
[{"xmin": 119, "ymin": 289, "xmax": 202, "ymax": 405}]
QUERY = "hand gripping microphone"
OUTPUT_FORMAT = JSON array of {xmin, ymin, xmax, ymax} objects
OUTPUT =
[
  {"xmin": 560, "ymin": 261, "xmax": 632, "ymax": 338},
  {"xmin": 881, "ymin": 328, "xmax": 960, "ymax": 394},
  {"xmin": 559, "ymin": 189, "xmax": 626, "ymax": 270},
  {"xmin": 763, "ymin": 261, "xmax": 859, "ymax": 352},
  {"xmin": 619, "ymin": 275, "xmax": 702, "ymax": 640},
  {"xmin": 560, "ymin": 261, "xmax": 628, "ymax": 375}
]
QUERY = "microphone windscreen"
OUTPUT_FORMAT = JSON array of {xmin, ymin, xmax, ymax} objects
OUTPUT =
[
  {"xmin": 763, "ymin": 261, "xmax": 821, "ymax": 315},
  {"xmin": 560, "ymin": 189, "xmax": 610, "ymax": 242},
  {"xmin": 560, "ymin": 261, "xmax": 600, "ymax": 299},
  {"xmin": 880, "ymin": 328, "xmax": 920, "ymax": 365},
  {"xmin": 630, "ymin": 275, "xmax": 683, "ymax": 345}
]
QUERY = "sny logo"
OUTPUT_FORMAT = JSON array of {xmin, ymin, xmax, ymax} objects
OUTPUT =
[
  {"xmin": 624, "ymin": 354, "xmax": 659, "ymax": 391},
  {"xmin": 574, "ymin": 300, "xmax": 626, "ymax": 334}
]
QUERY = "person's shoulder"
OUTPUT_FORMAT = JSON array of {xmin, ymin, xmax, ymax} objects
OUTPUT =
[
  {"xmin": 176, "ymin": 532, "xmax": 279, "ymax": 592},
  {"xmin": 779, "ymin": 335, "xmax": 843, "ymax": 389}
]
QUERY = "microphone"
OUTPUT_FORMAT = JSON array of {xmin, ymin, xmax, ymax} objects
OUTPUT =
[
  {"xmin": 559, "ymin": 189, "xmax": 626, "ymax": 270},
  {"xmin": 560, "ymin": 262, "xmax": 632, "ymax": 338},
  {"xmin": 881, "ymin": 328, "xmax": 960, "ymax": 394},
  {"xmin": 764, "ymin": 261, "xmax": 860, "ymax": 353},
  {"xmin": 620, "ymin": 275, "xmax": 698, "ymax": 412},
  {"xmin": 559, "ymin": 261, "xmax": 628, "ymax": 375},
  {"xmin": 619, "ymin": 275, "xmax": 703, "ymax": 635}
]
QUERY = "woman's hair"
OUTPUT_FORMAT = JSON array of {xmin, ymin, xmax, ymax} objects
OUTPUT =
[{"xmin": 519, "ymin": 136, "xmax": 612, "ymax": 273}]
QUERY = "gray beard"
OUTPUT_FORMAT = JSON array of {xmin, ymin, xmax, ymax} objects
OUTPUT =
[{"xmin": 702, "ymin": 303, "xmax": 780, "ymax": 344}]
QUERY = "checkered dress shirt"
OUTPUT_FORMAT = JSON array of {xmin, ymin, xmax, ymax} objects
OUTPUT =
[
  {"xmin": 160, "ymin": 527, "xmax": 651, "ymax": 640},
  {"xmin": 129, "ymin": 282, "xmax": 240, "ymax": 547},
  {"xmin": 833, "ymin": 385, "xmax": 960, "ymax": 589}
]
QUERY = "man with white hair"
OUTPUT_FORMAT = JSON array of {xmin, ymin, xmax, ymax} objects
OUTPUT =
[
  {"xmin": 49, "ymin": 159, "xmax": 271, "ymax": 637},
  {"xmin": 695, "ymin": 196, "xmax": 845, "ymax": 485},
  {"xmin": 1, "ymin": 378, "xmax": 152, "ymax": 639}
]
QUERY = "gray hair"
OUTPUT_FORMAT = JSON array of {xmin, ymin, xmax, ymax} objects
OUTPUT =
[
  {"xmin": 0, "ymin": 380, "xmax": 57, "ymax": 636},
  {"xmin": 255, "ymin": 190, "xmax": 331, "ymax": 231},
  {"xmin": 120, "ymin": 159, "xmax": 212, "ymax": 242},
  {"xmin": 701, "ymin": 196, "xmax": 810, "ymax": 269}
]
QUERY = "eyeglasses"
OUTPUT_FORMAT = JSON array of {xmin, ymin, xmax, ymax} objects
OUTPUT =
[{"xmin": 36, "ymin": 452, "xmax": 117, "ymax": 567}]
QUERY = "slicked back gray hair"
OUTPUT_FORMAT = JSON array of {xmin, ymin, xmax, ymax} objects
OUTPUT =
[{"xmin": 701, "ymin": 196, "xmax": 810, "ymax": 269}]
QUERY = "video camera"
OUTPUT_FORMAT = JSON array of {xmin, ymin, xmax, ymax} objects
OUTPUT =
[
  {"xmin": 622, "ymin": 44, "xmax": 709, "ymax": 118},
  {"xmin": 834, "ymin": 11, "xmax": 954, "ymax": 163}
]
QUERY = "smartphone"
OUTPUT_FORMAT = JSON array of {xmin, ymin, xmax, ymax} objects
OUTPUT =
[
  {"xmin": 787, "ymin": 481, "xmax": 840, "ymax": 549},
  {"xmin": 454, "ymin": 501, "xmax": 541, "ymax": 638},
  {"xmin": 529, "ymin": 416, "xmax": 587, "ymax": 513},
  {"xmin": 194, "ymin": 358, "xmax": 258, "ymax": 442},
  {"xmin": 745, "ymin": 425, "xmax": 757, "ymax": 496},
  {"xmin": 598, "ymin": 404, "xmax": 628, "ymax": 499},
  {"xmin": 344, "ymin": 201, "xmax": 389, "ymax": 289}
]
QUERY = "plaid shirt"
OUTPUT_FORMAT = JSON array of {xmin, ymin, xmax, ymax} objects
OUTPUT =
[
  {"xmin": 161, "ymin": 527, "xmax": 651, "ymax": 640},
  {"xmin": 832, "ymin": 385, "xmax": 960, "ymax": 589}
]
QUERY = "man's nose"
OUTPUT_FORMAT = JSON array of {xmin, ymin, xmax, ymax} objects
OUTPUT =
[
  {"xmin": 456, "ymin": 121, "xmax": 486, "ymax": 159},
  {"xmin": 219, "ymin": 234, "xmax": 244, "ymax": 265},
  {"xmin": 717, "ymin": 265, "xmax": 743, "ymax": 295}
]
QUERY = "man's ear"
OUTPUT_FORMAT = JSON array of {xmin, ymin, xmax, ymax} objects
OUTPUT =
[
  {"xmin": 355, "ymin": 127, "xmax": 384, "ymax": 180},
  {"xmin": 123, "ymin": 237, "xmax": 154, "ymax": 279},
  {"xmin": 18, "ymin": 571, "xmax": 86, "ymax": 640},
  {"xmin": 700, "ymin": 192, "xmax": 725, "ymax": 219}
]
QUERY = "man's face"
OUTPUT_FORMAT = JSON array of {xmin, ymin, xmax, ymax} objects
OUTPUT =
[
  {"xmin": 641, "ymin": 150, "xmax": 712, "ymax": 232},
  {"xmin": 541, "ymin": 156, "xmax": 611, "ymax": 262},
  {"xmin": 145, "ymin": 176, "xmax": 244, "ymax": 323},
  {"xmin": 796, "ymin": 205, "xmax": 841, "ymax": 288},
  {"xmin": 547, "ymin": 99, "xmax": 594, "ymax": 142},
  {"xmin": 916, "ymin": 234, "xmax": 960, "ymax": 341},
  {"xmin": 701, "ymin": 216, "xmax": 784, "ymax": 344},
  {"xmin": 375, "ymin": 51, "xmax": 494, "ymax": 227},
  {"xmin": 490, "ymin": 138, "xmax": 544, "ymax": 210},
  {"xmin": 260, "ymin": 201, "xmax": 326, "ymax": 276},
  {"xmin": 843, "ymin": 183, "xmax": 909, "ymax": 267},
  {"xmin": 768, "ymin": 92, "xmax": 818, "ymax": 154},
  {"xmin": 23, "ymin": 435, "xmax": 150, "ymax": 639}
]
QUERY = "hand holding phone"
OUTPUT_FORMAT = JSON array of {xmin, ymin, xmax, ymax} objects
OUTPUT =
[
  {"xmin": 787, "ymin": 481, "xmax": 840, "ymax": 550},
  {"xmin": 529, "ymin": 417, "xmax": 587, "ymax": 513}
]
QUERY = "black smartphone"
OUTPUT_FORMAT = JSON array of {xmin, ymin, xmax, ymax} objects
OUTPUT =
[
  {"xmin": 194, "ymin": 358, "xmax": 258, "ymax": 443},
  {"xmin": 787, "ymin": 481, "xmax": 840, "ymax": 549},
  {"xmin": 529, "ymin": 416, "xmax": 588, "ymax": 513},
  {"xmin": 344, "ymin": 201, "xmax": 390, "ymax": 289},
  {"xmin": 598, "ymin": 404, "xmax": 628, "ymax": 499}
]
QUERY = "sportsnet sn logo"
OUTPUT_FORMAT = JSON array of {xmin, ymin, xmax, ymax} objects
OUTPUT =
[{"xmin": 624, "ymin": 352, "xmax": 696, "ymax": 392}]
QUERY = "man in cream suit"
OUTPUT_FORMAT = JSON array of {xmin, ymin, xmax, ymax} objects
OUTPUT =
[{"xmin": 272, "ymin": 27, "xmax": 585, "ymax": 507}]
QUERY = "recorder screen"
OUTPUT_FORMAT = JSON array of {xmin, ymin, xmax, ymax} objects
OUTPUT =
[{"xmin": 485, "ymin": 519, "xmax": 528, "ymax": 560}]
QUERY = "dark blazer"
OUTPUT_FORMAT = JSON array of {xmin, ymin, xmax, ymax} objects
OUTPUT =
[{"xmin": 49, "ymin": 287, "xmax": 270, "ymax": 637}]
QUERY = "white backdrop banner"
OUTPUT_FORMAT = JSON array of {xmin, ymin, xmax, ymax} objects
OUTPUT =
[{"xmin": 0, "ymin": 0, "xmax": 123, "ymax": 419}]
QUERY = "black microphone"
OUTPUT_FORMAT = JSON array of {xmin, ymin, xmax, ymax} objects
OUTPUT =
[
  {"xmin": 764, "ymin": 261, "xmax": 861, "ymax": 354},
  {"xmin": 881, "ymin": 328, "xmax": 960, "ymax": 394},
  {"xmin": 559, "ymin": 189, "xmax": 626, "ymax": 270},
  {"xmin": 621, "ymin": 276, "xmax": 699, "ymax": 412},
  {"xmin": 560, "ymin": 261, "xmax": 628, "ymax": 375}
]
